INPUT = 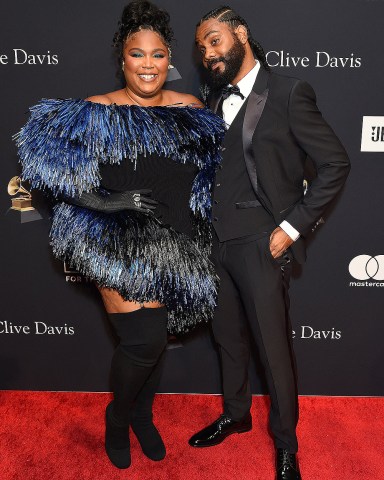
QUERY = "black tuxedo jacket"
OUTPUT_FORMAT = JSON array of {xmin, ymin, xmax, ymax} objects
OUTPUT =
[{"xmin": 210, "ymin": 67, "xmax": 350, "ymax": 263}]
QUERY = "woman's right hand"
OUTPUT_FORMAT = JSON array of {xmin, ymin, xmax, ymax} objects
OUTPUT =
[
  {"xmin": 63, "ymin": 189, "xmax": 157, "ymax": 214},
  {"xmin": 116, "ymin": 189, "xmax": 158, "ymax": 214}
]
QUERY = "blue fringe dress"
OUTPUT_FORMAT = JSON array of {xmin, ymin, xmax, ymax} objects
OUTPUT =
[{"xmin": 15, "ymin": 99, "xmax": 225, "ymax": 334}]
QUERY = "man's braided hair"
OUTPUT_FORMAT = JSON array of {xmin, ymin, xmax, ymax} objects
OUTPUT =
[{"xmin": 197, "ymin": 6, "xmax": 270, "ymax": 72}]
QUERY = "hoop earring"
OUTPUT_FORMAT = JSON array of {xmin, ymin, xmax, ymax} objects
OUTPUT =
[{"xmin": 122, "ymin": 61, "xmax": 125, "ymax": 71}]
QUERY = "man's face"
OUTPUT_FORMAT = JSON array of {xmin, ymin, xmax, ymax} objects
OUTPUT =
[{"xmin": 195, "ymin": 19, "xmax": 246, "ymax": 89}]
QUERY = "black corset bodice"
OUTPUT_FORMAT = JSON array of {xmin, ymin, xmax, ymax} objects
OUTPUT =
[{"xmin": 100, "ymin": 154, "xmax": 198, "ymax": 237}]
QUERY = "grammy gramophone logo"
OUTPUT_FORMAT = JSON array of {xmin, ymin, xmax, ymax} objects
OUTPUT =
[
  {"xmin": 8, "ymin": 176, "xmax": 33, "ymax": 210},
  {"xmin": 7, "ymin": 176, "xmax": 42, "ymax": 222}
]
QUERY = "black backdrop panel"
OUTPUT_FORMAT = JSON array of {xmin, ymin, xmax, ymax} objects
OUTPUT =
[{"xmin": 1, "ymin": 0, "xmax": 383, "ymax": 395}]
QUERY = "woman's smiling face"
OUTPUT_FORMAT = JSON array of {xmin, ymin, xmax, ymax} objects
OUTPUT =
[{"xmin": 122, "ymin": 29, "xmax": 169, "ymax": 99}]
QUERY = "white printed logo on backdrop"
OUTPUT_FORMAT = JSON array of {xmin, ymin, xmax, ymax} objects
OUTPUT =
[
  {"xmin": 361, "ymin": 117, "xmax": 384, "ymax": 152},
  {"xmin": 349, "ymin": 255, "xmax": 384, "ymax": 286}
]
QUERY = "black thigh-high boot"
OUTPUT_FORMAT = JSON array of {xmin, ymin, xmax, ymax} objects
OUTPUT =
[
  {"xmin": 131, "ymin": 349, "xmax": 167, "ymax": 460},
  {"xmin": 105, "ymin": 307, "xmax": 168, "ymax": 469}
]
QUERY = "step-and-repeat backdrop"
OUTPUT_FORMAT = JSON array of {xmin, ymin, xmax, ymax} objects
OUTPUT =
[{"xmin": 1, "ymin": 0, "xmax": 383, "ymax": 395}]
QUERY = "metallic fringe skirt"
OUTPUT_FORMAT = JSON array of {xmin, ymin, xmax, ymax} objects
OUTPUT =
[{"xmin": 50, "ymin": 203, "xmax": 218, "ymax": 335}]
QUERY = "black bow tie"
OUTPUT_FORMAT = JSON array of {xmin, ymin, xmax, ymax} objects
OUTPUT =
[{"xmin": 221, "ymin": 85, "xmax": 245, "ymax": 100}]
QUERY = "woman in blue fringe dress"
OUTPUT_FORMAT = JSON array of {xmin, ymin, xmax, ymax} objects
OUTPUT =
[{"xmin": 15, "ymin": 0, "xmax": 224, "ymax": 470}]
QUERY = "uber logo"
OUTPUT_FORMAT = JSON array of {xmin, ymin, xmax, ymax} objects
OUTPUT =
[{"xmin": 361, "ymin": 116, "xmax": 384, "ymax": 152}]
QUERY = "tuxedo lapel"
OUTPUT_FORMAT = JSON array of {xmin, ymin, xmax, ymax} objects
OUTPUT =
[
  {"xmin": 252, "ymin": 66, "xmax": 269, "ymax": 95},
  {"xmin": 242, "ymin": 68, "xmax": 270, "ymax": 194},
  {"xmin": 209, "ymin": 67, "xmax": 270, "ymax": 178},
  {"xmin": 210, "ymin": 93, "xmax": 221, "ymax": 114}
]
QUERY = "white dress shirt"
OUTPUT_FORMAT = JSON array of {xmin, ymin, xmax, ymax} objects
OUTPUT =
[
  {"xmin": 222, "ymin": 62, "xmax": 300, "ymax": 242},
  {"xmin": 222, "ymin": 61, "xmax": 260, "ymax": 126}
]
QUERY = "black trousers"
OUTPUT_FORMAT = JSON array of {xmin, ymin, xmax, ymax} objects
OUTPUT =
[{"xmin": 211, "ymin": 230, "xmax": 299, "ymax": 453}]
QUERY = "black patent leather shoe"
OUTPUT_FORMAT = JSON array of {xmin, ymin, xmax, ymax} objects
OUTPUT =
[
  {"xmin": 188, "ymin": 413, "xmax": 252, "ymax": 447},
  {"xmin": 276, "ymin": 448, "xmax": 301, "ymax": 480}
]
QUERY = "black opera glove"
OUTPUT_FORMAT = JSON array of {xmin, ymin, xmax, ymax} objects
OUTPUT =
[{"xmin": 63, "ymin": 189, "xmax": 158, "ymax": 214}]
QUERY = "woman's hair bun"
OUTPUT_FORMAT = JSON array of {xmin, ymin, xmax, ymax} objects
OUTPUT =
[{"xmin": 113, "ymin": 0, "xmax": 174, "ymax": 53}]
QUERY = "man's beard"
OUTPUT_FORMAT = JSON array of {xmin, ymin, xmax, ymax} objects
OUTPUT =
[{"xmin": 206, "ymin": 35, "xmax": 246, "ymax": 90}]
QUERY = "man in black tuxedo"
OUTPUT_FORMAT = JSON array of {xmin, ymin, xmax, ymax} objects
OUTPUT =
[{"xmin": 191, "ymin": 6, "xmax": 350, "ymax": 480}]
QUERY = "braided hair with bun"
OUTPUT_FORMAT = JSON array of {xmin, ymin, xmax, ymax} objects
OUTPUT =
[{"xmin": 113, "ymin": 0, "xmax": 174, "ymax": 60}]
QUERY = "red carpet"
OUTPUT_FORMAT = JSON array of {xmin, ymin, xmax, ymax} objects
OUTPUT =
[{"xmin": 0, "ymin": 391, "xmax": 382, "ymax": 480}]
